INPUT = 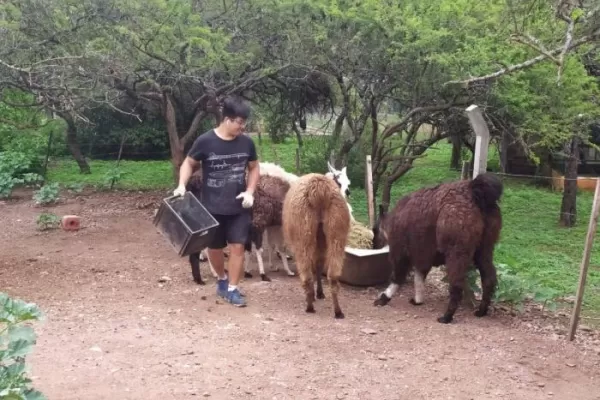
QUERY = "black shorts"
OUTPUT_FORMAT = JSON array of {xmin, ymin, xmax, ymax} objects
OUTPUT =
[{"xmin": 208, "ymin": 211, "xmax": 252, "ymax": 249}]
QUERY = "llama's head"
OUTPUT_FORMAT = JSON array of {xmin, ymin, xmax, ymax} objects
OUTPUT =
[
  {"xmin": 326, "ymin": 161, "xmax": 351, "ymax": 198},
  {"xmin": 372, "ymin": 204, "xmax": 389, "ymax": 249}
]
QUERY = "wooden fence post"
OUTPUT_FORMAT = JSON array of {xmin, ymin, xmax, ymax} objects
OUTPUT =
[
  {"xmin": 466, "ymin": 104, "xmax": 490, "ymax": 178},
  {"xmin": 365, "ymin": 155, "xmax": 375, "ymax": 228},
  {"xmin": 568, "ymin": 178, "xmax": 600, "ymax": 341}
]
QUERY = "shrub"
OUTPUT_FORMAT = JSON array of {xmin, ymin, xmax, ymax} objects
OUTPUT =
[
  {"xmin": 0, "ymin": 292, "xmax": 47, "ymax": 400},
  {"xmin": 32, "ymin": 183, "xmax": 60, "ymax": 205},
  {"xmin": 0, "ymin": 152, "xmax": 45, "ymax": 199}
]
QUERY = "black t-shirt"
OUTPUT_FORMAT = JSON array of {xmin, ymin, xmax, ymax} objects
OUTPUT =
[{"xmin": 187, "ymin": 129, "xmax": 258, "ymax": 215}]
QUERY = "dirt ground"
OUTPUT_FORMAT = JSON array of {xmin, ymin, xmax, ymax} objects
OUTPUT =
[{"xmin": 1, "ymin": 190, "xmax": 600, "ymax": 400}]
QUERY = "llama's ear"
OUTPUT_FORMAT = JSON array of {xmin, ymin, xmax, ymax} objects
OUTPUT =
[
  {"xmin": 327, "ymin": 161, "xmax": 333, "ymax": 173},
  {"xmin": 341, "ymin": 166, "xmax": 347, "ymax": 175}
]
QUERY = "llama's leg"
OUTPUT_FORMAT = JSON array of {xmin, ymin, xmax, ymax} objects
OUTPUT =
[
  {"xmin": 199, "ymin": 251, "xmax": 207, "ymax": 262},
  {"xmin": 315, "ymin": 264, "xmax": 325, "ymax": 299},
  {"xmin": 438, "ymin": 252, "xmax": 471, "ymax": 324},
  {"xmin": 323, "ymin": 245, "xmax": 345, "ymax": 319},
  {"xmin": 255, "ymin": 246, "xmax": 271, "ymax": 282},
  {"xmin": 253, "ymin": 231, "xmax": 270, "ymax": 282},
  {"xmin": 269, "ymin": 244, "xmax": 277, "ymax": 271},
  {"xmin": 201, "ymin": 249, "xmax": 218, "ymax": 278},
  {"xmin": 474, "ymin": 250, "xmax": 498, "ymax": 318},
  {"xmin": 299, "ymin": 267, "xmax": 316, "ymax": 313},
  {"xmin": 189, "ymin": 252, "xmax": 206, "ymax": 285},
  {"xmin": 409, "ymin": 266, "xmax": 432, "ymax": 306},
  {"xmin": 374, "ymin": 257, "xmax": 411, "ymax": 306},
  {"xmin": 206, "ymin": 251, "xmax": 219, "ymax": 278},
  {"xmin": 243, "ymin": 250, "xmax": 252, "ymax": 277},
  {"xmin": 281, "ymin": 250, "xmax": 296, "ymax": 277},
  {"xmin": 243, "ymin": 234, "xmax": 253, "ymax": 279}
]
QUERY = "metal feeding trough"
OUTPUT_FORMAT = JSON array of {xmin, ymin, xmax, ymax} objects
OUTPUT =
[
  {"xmin": 153, "ymin": 192, "xmax": 219, "ymax": 257},
  {"xmin": 321, "ymin": 246, "xmax": 392, "ymax": 287}
]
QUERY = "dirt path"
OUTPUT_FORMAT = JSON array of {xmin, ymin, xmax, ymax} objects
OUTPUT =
[{"xmin": 1, "ymin": 191, "xmax": 600, "ymax": 400}]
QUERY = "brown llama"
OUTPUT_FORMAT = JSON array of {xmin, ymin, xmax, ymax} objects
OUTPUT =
[
  {"xmin": 372, "ymin": 172, "xmax": 503, "ymax": 324},
  {"xmin": 282, "ymin": 173, "xmax": 351, "ymax": 319}
]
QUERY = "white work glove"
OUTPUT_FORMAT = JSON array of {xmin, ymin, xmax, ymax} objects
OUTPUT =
[
  {"xmin": 173, "ymin": 185, "xmax": 186, "ymax": 197},
  {"xmin": 236, "ymin": 191, "xmax": 254, "ymax": 208}
]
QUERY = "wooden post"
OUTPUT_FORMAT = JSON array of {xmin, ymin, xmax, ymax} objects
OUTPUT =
[
  {"xmin": 465, "ymin": 104, "xmax": 490, "ymax": 179},
  {"xmin": 295, "ymin": 148, "xmax": 300, "ymax": 174},
  {"xmin": 365, "ymin": 155, "xmax": 375, "ymax": 228},
  {"xmin": 110, "ymin": 132, "xmax": 128, "ymax": 190},
  {"xmin": 461, "ymin": 160, "xmax": 470, "ymax": 180},
  {"xmin": 568, "ymin": 178, "xmax": 600, "ymax": 341}
]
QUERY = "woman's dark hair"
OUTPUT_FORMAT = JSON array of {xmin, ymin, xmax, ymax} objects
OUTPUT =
[{"xmin": 221, "ymin": 96, "xmax": 251, "ymax": 121}]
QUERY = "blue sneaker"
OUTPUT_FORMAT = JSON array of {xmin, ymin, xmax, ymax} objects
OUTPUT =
[
  {"xmin": 223, "ymin": 288, "xmax": 247, "ymax": 307},
  {"xmin": 216, "ymin": 278, "xmax": 229, "ymax": 298}
]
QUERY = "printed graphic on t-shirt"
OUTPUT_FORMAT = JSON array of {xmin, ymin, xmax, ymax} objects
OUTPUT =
[
  {"xmin": 205, "ymin": 152, "xmax": 249, "ymax": 189},
  {"xmin": 203, "ymin": 150, "xmax": 251, "ymax": 214}
]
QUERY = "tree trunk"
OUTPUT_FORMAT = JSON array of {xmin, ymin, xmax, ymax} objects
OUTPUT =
[
  {"xmin": 450, "ymin": 134, "xmax": 462, "ymax": 170},
  {"xmin": 499, "ymin": 130, "xmax": 510, "ymax": 173},
  {"xmin": 559, "ymin": 136, "xmax": 580, "ymax": 227},
  {"xmin": 62, "ymin": 113, "xmax": 90, "ymax": 174},
  {"xmin": 380, "ymin": 164, "xmax": 412, "ymax": 211},
  {"xmin": 292, "ymin": 121, "xmax": 303, "ymax": 147},
  {"xmin": 163, "ymin": 93, "xmax": 185, "ymax": 182}
]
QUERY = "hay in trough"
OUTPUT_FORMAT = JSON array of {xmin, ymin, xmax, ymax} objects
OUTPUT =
[{"xmin": 346, "ymin": 220, "xmax": 374, "ymax": 249}]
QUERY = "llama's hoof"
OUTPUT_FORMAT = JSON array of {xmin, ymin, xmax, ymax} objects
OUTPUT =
[
  {"xmin": 316, "ymin": 291, "xmax": 325, "ymax": 300},
  {"xmin": 474, "ymin": 308, "xmax": 488, "ymax": 318},
  {"xmin": 244, "ymin": 271, "xmax": 253, "ymax": 279},
  {"xmin": 409, "ymin": 298, "xmax": 423, "ymax": 306},
  {"xmin": 306, "ymin": 305, "xmax": 315, "ymax": 313},
  {"xmin": 334, "ymin": 311, "xmax": 345, "ymax": 319},
  {"xmin": 437, "ymin": 315, "xmax": 453, "ymax": 324},
  {"xmin": 193, "ymin": 278, "xmax": 206, "ymax": 286},
  {"xmin": 286, "ymin": 271, "xmax": 296, "ymax": 277},
  {"xmin": 374, "ymin": 293, "xmax": 391, "ymax": 306},
  {"xmin": 260, "ymin": 274, "xmax": 271, "ymax": 282}
]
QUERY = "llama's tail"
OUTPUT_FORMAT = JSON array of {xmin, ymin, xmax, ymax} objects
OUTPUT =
[
  {"xmin": 306, "ymin": 176, "xmax": 334, "ymax": 211},
  {"xmin": 469, "ymin": 173, "xmax": 503, "ymax": 213}
]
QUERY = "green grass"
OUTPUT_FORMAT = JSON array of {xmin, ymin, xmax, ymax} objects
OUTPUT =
[
  {"xmin": 46, "ymin": 136, "xmax": 600, "ymax": 320},
  {"xmin": 47, "ymin": 159, "xmax": 174, "ymax": 190}
]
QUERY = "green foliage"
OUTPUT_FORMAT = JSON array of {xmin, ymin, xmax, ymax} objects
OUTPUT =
[
  {"xmin": 103, "ymin": 166, "xmax": 129, "ymax": 190},
  {"xmin": 64, "ymin": 183, "xmax": 84, "ymax": 194},
  {"xmin": 32, "ymin": 183, "xmax": 60, "ymax": 205},
  {"xmin": 35, "ymin": 213, "xmax": 60, "ymax": 231},
  {"xmin": 262, "ymin": 108, "xmax": 293, "ymax": 144},
  {"xmin": 444, "ymin": 263, "xmax": 561, "ymax": 313},
  {"xmin": 0, "ymin": 152, "xmax": 45, "ymax": 199},
  {"xmin": 75, "ymin": 107, "xmax": 169, "ymax": 161},
  {"xmin": 493, "ymin": 57, "xmax": 599, "ymax": 153},
  {"xmin": 0, "ymin": 292, "xmax": 46, "ymax": 400}
]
